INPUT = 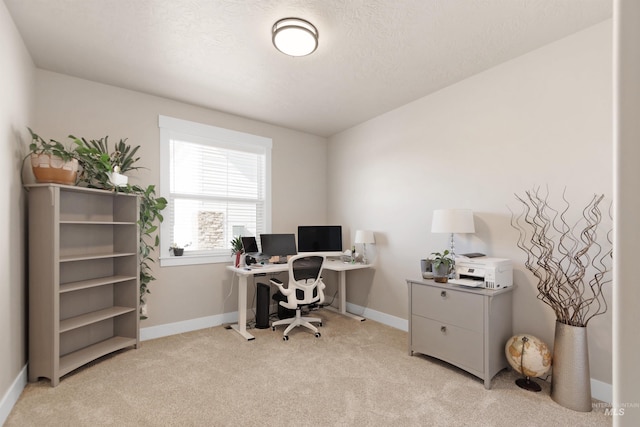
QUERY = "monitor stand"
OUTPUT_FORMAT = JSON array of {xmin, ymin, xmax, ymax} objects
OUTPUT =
[{"xmin": 274, "ymin": 256, "xmax": 288, "ymax": 264}]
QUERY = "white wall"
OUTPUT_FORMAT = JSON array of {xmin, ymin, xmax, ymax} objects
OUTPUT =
[
  {"xmin": 0, "ymin": 2, "xmax": 34, "ymax": 424},
  {"xmin": 328, "ymin": 20, "xmax": 613, "ymax": 388},
  {"xmin": 33, "ymin": 70, "xmax": 328, "ymax": 328},
  {"xmin": 614, "ymin": 1, "xmax": 640, "ymax": 424}
]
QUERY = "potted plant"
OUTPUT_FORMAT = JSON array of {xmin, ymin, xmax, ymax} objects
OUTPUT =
[
  {"xmin": 169, "ymin": 242, "xmax": 191, "ymax": 257},
  {"xmin": 430, "ymin": 250, "xmax": 453, "ymax": 283},
  {"xmin": 71, "ymin": 135, "xmax": 141, "ymax": 188},
  {"xmin": 26, "ymin": 128, "xmax": 79, "ymax": 185},
  {"xmin": 231, "ymin": 236, "xmax": 244, "ymax": 267}
]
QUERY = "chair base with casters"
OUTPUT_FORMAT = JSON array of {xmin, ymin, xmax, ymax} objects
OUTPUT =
[
  {"xmin": 269, "ymin": 254, "xmax": 327, "ymax": 341},
  {"xmin": 271, "ymin": 307, "xmax": 322, "ymax": 341}
]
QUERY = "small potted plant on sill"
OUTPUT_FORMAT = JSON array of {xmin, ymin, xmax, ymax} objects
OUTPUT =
[
  {"xmin": 170, "ymin": 242, "xmax": 191, "ymax": 257},
  {"xmin": 430, "ymin": 250, "xmax": 453, "ymax": 283},
  {"xmin": 25, "ymin": 128, "xmax": 79, "ymax": 185},
  {"xmin": 230, "ymin": 236, "xmax": 244, "ymax": 267}
]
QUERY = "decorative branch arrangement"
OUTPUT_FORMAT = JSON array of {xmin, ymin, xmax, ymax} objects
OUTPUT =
[{"xmin": 510, "ymin": 188, "xmax": 612, "ymax": 327}]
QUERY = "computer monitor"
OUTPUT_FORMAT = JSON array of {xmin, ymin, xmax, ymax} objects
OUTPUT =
[
  {"xmin": 259, "ymin": 233, "xmax": 297, "ymax": 263},
  {"xmin": 297, "ymin": 225, "xmax": 343, "ymax": 256},
  {"xmin": 241, "ymin": 236, "xmax": 259, "ymax": 254}
]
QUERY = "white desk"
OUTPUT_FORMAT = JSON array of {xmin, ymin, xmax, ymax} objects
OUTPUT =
[{"xmin": 226, "ymin": 259, "xmax": 372, "ymax": 340}]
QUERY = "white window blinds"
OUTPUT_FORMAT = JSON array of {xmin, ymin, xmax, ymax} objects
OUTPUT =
[{"xmin": 159, "ymin": 116, "xmax": 272, "ymax": 266}]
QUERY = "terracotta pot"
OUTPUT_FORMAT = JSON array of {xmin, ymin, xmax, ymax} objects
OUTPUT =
[{"xmin": 30, "ymin": 153, "xmax": 78, "ymax": 185}]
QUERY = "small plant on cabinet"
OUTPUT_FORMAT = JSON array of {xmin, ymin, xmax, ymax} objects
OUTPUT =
[{"xmin": 430, "ymin": 250, "xmax": 453, "ymax": 283}]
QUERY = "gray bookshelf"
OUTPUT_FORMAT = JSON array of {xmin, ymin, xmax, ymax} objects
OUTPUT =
[{"xmin": 27, "ymin": 184, "xmax": 140, "ymax": 386}]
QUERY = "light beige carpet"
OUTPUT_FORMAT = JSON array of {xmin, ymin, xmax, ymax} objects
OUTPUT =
[{"xmin": 6, "ymin": 310, "xmax": 610, "ymax": 426}]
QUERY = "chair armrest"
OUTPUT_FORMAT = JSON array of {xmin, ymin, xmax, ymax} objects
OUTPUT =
[
  {"xmin": 269, "ymin": 278, "xmax": 291, "ymax": 296},
  {"xmin": 317, "ymin": 278, "xmax": 326, "ymax": 304}
]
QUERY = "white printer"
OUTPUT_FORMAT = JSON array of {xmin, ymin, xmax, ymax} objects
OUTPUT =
[{"xmin": 448, "ymin": 257, "xmax": 513, "ymax": 289}]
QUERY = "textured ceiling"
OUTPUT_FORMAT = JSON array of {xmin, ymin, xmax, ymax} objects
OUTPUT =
[{"xmin": 4, "ymin": 0, "xmax": 612, "ymax": 137}]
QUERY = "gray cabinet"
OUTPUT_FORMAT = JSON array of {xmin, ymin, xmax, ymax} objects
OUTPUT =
[
  {"xmin": 27, "ymin": 184, "xmax": 139, "ymax": 386},
  {"xmin": 407, "ymin": 278, "xmax": 513, "ymax": 389}
]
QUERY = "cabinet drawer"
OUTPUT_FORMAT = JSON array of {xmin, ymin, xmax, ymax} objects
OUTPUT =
[
  {"xmin": 411, "ymin": 283, "xmax": 483, "ymax": 332},
  {"xmin": 411, "ymin": 314, "xmax": 483, "ymax": 374}
]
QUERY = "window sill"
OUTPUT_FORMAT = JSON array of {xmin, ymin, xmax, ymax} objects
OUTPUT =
[{"xmin": 160, "ymin": 254, "xmax": 234, "ymax": 267}]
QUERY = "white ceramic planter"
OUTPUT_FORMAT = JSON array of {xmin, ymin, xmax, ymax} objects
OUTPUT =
[{"xmin": 108, "ymin": 171, "xmax": 128, "ymax": 187}]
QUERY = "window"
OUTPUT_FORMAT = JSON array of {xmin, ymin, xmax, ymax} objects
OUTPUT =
[{"xmin": 159, "ymin": 115, "xmax": 272, "ymax": 266}]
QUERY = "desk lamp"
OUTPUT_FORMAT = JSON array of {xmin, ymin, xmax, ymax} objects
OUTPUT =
[
  {"xmin": 431, "ymin": 209, "xmax": 475, "ymax": 275},
  {"xmin": 354, "ymin": 230, "xmax": 375, "ymax": 264}
]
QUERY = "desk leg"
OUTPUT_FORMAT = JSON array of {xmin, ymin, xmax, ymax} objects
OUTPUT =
[
  {"xmin": 230, "ymin": 274, "xmax": 255, "ymax": 341},
  {"xmin": 325, "ymin": 270, "xmax": 365, "ymax": 321}
]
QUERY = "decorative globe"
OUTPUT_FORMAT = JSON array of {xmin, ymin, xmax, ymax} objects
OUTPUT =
[{"xmin": 505, "ymin": 334, "xmax": 552, "ymax": 378}]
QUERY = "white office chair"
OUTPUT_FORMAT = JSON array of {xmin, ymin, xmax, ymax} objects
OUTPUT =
[{"xmin": 270, "ymin": 254, "xmax": 326, "ymax": 340}]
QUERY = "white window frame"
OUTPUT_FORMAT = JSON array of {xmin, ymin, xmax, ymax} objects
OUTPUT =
[{"xmin": 158, "ymin": 115, "xmax": 272, "ymax": 267}]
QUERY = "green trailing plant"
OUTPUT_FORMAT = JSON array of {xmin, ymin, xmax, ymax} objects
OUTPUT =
[{"xmin": 134, "ymin": 184, "xmax": 167, "ymax": 318}]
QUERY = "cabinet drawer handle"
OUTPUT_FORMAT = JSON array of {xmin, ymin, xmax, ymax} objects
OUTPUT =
[
  {"xmin": 440, "ymin": 291, "xmax": 447, "ymax": 298},
  {"xmin": 440, "ymin": 326, "xmax": 446, "ymax": 333}
]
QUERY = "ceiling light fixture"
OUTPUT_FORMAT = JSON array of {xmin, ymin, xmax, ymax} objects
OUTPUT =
[{"xmin": 272, "ymin": 18, "xmax": 318, "ymax": 57}]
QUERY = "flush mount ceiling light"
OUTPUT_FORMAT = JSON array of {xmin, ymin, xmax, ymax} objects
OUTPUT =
[{"xmin": 272, "ymin": 18, "xmax": 318, "ymax": 57}]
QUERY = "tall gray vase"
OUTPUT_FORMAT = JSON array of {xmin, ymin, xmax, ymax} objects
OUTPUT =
[{"xmin": 551, "ymin": 321, "xmax": 592, "ymax": 412}]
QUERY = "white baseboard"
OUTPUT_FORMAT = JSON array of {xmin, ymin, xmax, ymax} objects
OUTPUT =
[
  {"xmin": 140, "ymin": 303, "xmax": 285, "ymax": 341},
  {"xmin": 346, "ymin": 302, "xmax": 408, "ymax": 331},
  {"xmin": 141, "ymin": 312, "xmax": 237, "ymax": 341},
  {"xmin": 591, "ymin": 377, "xmax": 612, "ymax": 404},
  {"xmin": 0, "ymin": 364, "xmax": 27, "ymax": 426}
]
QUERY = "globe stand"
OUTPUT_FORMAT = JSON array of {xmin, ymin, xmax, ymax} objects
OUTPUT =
[
  {"xmin": 515, "ymin": 336, "xmax": 542, "ymax": 392},
  {"xmin": 516, "ymin": 377, "xmax": 542, "ymax": 392}
]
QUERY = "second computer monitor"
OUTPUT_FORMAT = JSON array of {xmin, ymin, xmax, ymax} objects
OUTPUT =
[
  {"xmin": 259, "ymin": 233, "xmax": 297, "ymax": 264},
  {"xmin": 297, "ymin": 225, "xmax": 343, "ymax": 256}
]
